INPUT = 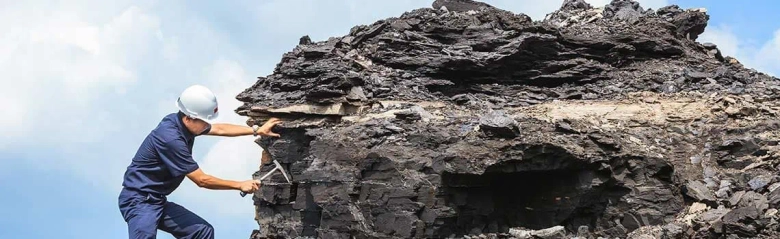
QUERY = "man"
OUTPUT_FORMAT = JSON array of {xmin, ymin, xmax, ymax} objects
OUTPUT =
[{"xmin": 118, "ymin": 84, "xmax": 282, "ymax": 239}]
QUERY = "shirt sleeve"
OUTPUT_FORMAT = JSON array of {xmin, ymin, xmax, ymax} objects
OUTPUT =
[{"xmin": 157, "ymin": 137, "xmax": 200, "ymax": 177}]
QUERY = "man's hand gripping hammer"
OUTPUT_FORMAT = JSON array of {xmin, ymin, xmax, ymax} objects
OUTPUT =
[{"xmin": 240, "ymin": 159, "xmax": 292, "ymax": 197}]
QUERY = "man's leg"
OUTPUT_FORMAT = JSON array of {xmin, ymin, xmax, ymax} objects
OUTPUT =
[
  {"xmin": 118, "ymin": 193, "xmax": 164, "ymax": 239},
  {"xmin": 159, "ymin": 201, "xmax": 215, "ymax": 239}
]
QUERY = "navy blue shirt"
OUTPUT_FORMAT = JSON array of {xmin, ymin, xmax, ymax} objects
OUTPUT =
[{"xmin": 121, "ymin": 112, "xmax": 211, "ymax": 195}]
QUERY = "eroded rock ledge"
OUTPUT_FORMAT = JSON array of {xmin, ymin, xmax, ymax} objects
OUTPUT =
[{"xmin": 237, "ymin": 0, "xmax": 780, "ymax": 238}]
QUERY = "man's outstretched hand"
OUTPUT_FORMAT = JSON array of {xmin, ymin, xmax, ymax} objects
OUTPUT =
[
  {"xmin": 257, "ymin": 118, "xmax": 282, "ymax": 137},
  {"xmin": 239, "ymin": 180, "xmax": 261, "ymax": 194}
]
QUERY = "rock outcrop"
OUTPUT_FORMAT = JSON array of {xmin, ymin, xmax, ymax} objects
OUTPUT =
[{"xmin": 236, "ymin": 0, "xmax": 780, "ymax": 238}]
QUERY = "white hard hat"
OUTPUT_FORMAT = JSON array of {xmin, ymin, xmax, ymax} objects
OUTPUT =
[{"xmin": 176, "ymin": 85, "xmax": 219, "ymax": 122}]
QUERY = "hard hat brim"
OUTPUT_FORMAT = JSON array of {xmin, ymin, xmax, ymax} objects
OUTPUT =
[{"xmin": 176, "ymin": 98, "xmax": 218, "ymax": 124}]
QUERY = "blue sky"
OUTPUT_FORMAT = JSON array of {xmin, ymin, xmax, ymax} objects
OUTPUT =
[{"xmin": 0, "ymin": 0, "xmax": 777, "ymax": 238}]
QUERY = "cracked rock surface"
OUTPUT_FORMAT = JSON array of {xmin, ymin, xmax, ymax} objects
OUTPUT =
[{"xmin": 237, "ymin": 0, "xmax": 780, "ymax": 238}]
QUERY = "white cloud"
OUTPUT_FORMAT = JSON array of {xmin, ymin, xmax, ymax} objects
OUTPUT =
[
  {"xmin": 698, "ymin": 25, "xmax": 742, "ymax": 59},
  {"xmin": 160, "ymin": 33, "xmax": 180, "ymax": 62},
  {"xmin": 203, "ymin": 59, "xmax": 255, "ymax": 124},
  {"xmin": 0, "ymin": 4, "xmax": 159, "ymax": 147},
  {"xmin": 698, "ymin": 24, "xmax": 780, "ymax": 77},
  {"xmin": 0, "ymin": 0, "xmax": 263, "ymax": 205},
  {"xmin": 754, "ymin": 29, "xmax": 780, "ymax": 75}
]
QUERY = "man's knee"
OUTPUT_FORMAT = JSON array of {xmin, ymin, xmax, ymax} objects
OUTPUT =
[{"xmin": 191, "ymin": 223, "xmax": 214, "ymax": 239}]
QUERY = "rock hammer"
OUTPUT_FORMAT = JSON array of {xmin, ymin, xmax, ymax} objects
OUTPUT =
[{"xmin": 240, "ymin": 159, "xmax": 292, "ymax": 197}]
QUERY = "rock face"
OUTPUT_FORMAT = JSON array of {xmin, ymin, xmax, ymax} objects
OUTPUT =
[{"xmin": 236, "ymin": 0, "xmax": 780, "ymax": 238}]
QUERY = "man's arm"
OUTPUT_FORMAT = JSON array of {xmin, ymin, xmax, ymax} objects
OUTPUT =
[
  {"xmin": 156, "ymin": 134, "xmax": 260, "ymax": 193},
  {"xmin": 206, "ymin": 123, "xmax": 254, "ymax": 137},
  {"xmin": 207, "ymin": 118, "xmax": 282, "ymax": 137},
  {"xmin": 186, "ymin": 168, "xmax": 240, "ymax": 189},
  {"xmin": 186, "ymin": 168, "xmax": 260, "ymax": 192}
]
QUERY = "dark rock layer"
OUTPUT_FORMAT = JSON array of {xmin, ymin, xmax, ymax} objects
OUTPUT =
[{"xmin": 237, "ymin": 0, "xmax": 780, "ymax": 238}]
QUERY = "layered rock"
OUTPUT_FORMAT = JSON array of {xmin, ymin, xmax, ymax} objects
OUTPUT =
[{"xmin": 236, "ymin": 0, "xmax": 780, "ymax": 238}]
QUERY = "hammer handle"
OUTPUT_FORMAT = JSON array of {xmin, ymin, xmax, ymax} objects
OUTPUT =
[{"xmin": 240, "ymin": 166, "xmax": 281, "ymax": 197}]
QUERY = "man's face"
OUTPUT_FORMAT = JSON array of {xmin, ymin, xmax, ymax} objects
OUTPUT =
[{"xmin": 183, "ymin": 116, "xmax": 209, "ymax": 135}]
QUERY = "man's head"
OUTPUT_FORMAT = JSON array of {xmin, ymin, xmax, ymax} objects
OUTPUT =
[
  {"xmin": 180, "ymin": 112, "xmax": 211, "ymax": 135},
  {"xmin": 176, "ymin": 84, "xmax": 219, "ymax": 126}
]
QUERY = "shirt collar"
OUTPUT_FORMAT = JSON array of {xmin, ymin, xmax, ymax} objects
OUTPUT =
[{"xmin": 175, "ymin": 112, "xmax": 195, "ymax": 139}]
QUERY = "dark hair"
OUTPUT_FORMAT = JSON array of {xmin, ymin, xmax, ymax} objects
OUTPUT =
[
  {"xmin": 178, "ymin": 111, "xmax": 203, "ymax": 122},
  {"xmin": 178, "ymin": 111, "xmax": 194, "ymax": 121}
]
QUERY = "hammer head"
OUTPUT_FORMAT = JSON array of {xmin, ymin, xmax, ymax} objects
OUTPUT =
[{"xmin": 273, "ymin": 160, "xmax": 292, "ymax": 184}]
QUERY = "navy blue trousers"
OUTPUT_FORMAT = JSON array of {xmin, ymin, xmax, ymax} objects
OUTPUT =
[{"xmin": 118, "ymin": 188, "xmax": 214, "ymax": 239}]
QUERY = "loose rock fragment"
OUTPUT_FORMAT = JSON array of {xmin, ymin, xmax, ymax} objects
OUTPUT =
[
  {"xmin": 478, "ymin": 110, "xmax": 520, "ymax": 138},
  {"xmin": 684, "ymin": 180, "xmax": 717, "ymax": 205}
]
